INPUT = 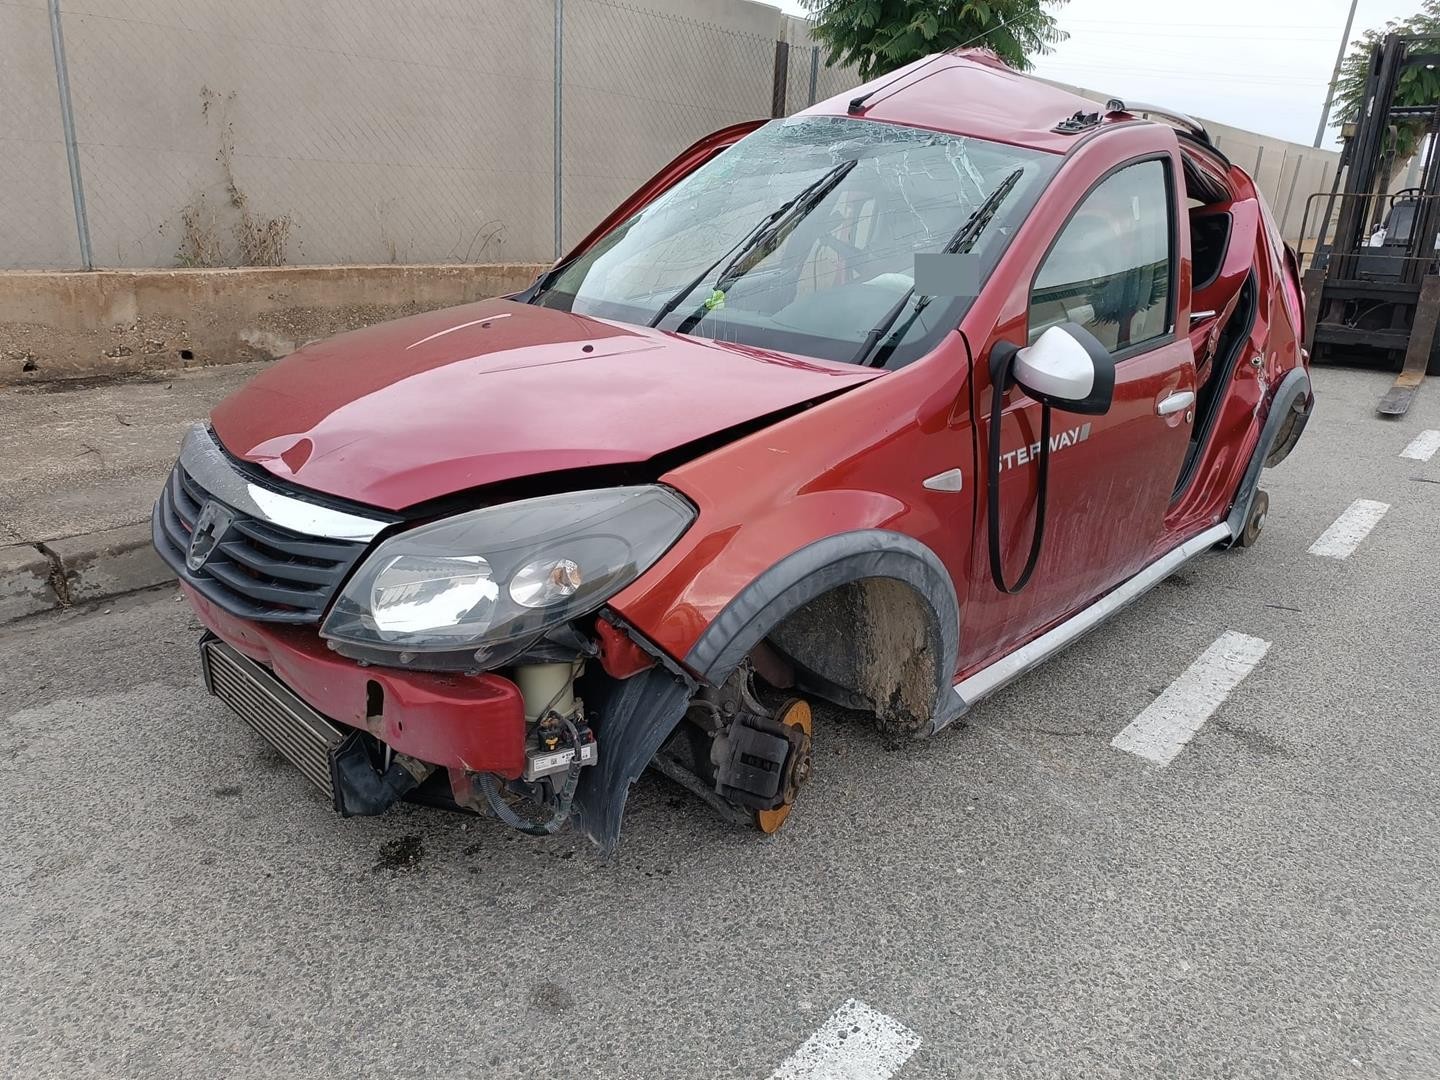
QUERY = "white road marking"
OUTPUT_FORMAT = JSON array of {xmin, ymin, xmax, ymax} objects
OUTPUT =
[
  {"xmin": 1400, "ymin": 429, "xmax": 1440, "ymax": 461},
  {"xmin": 1111, "ymin": 631, "xmax": 1272, "ymax": 766},
  {"xmin": 1308, "ymin": 499, "xmax": 1390, "ymax": 560},
  {"xmin": 769, "ymin": 999, "xmax": 921, "ymax": 1080}
]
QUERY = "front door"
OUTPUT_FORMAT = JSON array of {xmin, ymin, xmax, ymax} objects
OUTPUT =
[{"xmin": 960, "ymin": 150, "xmax": 1196, "ymax": 671}]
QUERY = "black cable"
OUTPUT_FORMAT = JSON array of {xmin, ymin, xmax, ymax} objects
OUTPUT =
[
  {"xmin": 986, "ymin": 362, "xmax": 1051, "ymax": 595},
  {"xmin": 478, "ymin": 715, "xmax": 585, "ymax": 836}
]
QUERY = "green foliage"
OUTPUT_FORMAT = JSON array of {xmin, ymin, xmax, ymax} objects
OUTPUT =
[
  {"xmin": 803, "ymin": 0, "xmax": 1068, "ymax": 81},
  {"xmin": 1332, "ymin": 0, "xmax": 1440, "ymax": 159}
]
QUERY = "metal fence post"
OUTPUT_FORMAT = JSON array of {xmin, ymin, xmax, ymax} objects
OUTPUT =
[
  {"xmin": 807, "ymin": 47, "xmax": 819, "ymax": 106},
  {"xmin": 1280, "ymin": 152, "xmax": 1303, "ymax": 238},
  {"xmin": 47, "ymin": 0, "xmax": 92, "ymax": 270},
  {"xmin": 771, "ymin": 40, "xmax": 789, "ymax": 118},
  {"xmin": 553, "ymin": 0, "xmax": 564, "ymax": 260}
]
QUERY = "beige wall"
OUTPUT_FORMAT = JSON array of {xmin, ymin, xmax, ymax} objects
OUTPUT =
[
  {"xmin": 52, "ymin": 0, "xmax": 557, "ymax": 269},
  {"xmin": 0, "ymin": 0, "xmax": 83, "ymax": 268},
  {"xmin": 6, "ymin": 0, "xmax": 1338, "ymax": 270}
]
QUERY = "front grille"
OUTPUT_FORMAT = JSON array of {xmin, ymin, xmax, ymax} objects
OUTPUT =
[
  {"xmin": 154, "ymin": 460, "xmax": 367, "ymax": 623},
  {"xmin": 201, "ymin": 636, "xmax": 345, "ymax": 800}
]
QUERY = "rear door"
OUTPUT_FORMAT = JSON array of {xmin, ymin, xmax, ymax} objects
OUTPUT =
[{"xmin": 958, "ymin": 130, "xmax": 1196, "ymax": 671}]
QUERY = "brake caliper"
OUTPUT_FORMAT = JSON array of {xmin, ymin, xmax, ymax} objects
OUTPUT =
[{"xmin": 712, "ymin": 702, "xmax": 812, "ymax": 812}]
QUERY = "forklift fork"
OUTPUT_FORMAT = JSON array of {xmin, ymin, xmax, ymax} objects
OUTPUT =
[{"xmin": 1377, "ymin": 273, "xmax": 1440, "ymax": 416}]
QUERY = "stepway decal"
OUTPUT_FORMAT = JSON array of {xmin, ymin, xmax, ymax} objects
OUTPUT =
[{"xmin": 1000, "ymin": 422, "xmax": 1091, "ymax": 471}]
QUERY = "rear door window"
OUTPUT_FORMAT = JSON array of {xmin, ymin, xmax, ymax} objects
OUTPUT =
[{"xmin": 1029, "ymin": 159, "xmax": 1175, "ymax": 354}]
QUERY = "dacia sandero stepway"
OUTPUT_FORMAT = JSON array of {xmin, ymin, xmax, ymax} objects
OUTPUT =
[{"xmin": 154, "ymin": 50, "xmax": 1312, "ymax": 852}]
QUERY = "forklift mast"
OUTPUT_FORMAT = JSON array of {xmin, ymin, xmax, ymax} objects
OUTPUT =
[{"xmin": 1303, "ymin": 32, "xmax": 1440, "ymax": 416}]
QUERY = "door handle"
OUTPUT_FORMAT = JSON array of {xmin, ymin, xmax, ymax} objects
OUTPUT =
[{"xmin": 1156, "ymin": 390, "xmax": 1196, "ymax": 416}]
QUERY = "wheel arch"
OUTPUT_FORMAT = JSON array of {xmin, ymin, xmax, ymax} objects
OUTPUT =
[
  {"xmin": 573, "ymin": 529, "xmax": 961, "ymax": 854},
  {"xmin": 684, "ymin": 529, "xmax": 962, "ymax": 731},
  {"xmin": 1223, "ymin": 365, "xmax": 1312, "ymax": 545}
]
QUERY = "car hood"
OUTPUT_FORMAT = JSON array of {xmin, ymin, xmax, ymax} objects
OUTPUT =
[{"xmin": 210, "ymin": 298, "xmax": 882, "ymax": 511}]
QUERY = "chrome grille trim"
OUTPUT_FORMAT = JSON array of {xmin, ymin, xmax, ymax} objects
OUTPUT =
[
  {"xmin": 178, "ymin": 424, "xmax": 393, "ymax": 542},
  {"xmin": 201, "ymin": 637, "xmax": 345, "ymax": 801},
  {"xmin": 154, "ymin": 460, "xmax": 367, "ymax": 624}
]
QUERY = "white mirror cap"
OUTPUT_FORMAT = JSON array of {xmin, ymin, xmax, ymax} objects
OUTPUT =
[{"xmin": 1014, "ymin": 325, "xmax": 1096, "ymax": 401}]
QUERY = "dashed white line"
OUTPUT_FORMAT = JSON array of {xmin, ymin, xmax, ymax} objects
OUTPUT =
[
  {"xmin": 1308, "ymin": 499, "xmax": 1390, "ymax": 560},
  {"xmin": 1111, "ymin": 631, "xmax": 1272, "ymax": 767},
  {"xmin": 1400, "ymin": 430, "xmax": 1440, "ymax": 461},
  {"xmin": 768, "ymin": 999, "xmax": 921, "ymax": 1080}
]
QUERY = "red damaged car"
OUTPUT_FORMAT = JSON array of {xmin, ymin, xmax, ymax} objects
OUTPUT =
[{"xmin": 154, "ymin": 51, "xmax": 1311, "ymax": 851}]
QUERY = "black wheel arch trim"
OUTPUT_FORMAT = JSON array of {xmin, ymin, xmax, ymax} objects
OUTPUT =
[
  {"xmin": 1224, "ymin": 366, "xmax": 1312, "ymax": 544},
  {"xmin": 684, "ymin": 529, "xmax": 960, "ymax": 697},
  {"xmin": 572, "ymin": 529, "xmax": 961, "ymax": 855}
]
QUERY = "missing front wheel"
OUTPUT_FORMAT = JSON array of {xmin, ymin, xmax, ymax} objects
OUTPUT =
[{"xmin": 655, "ymin": 661, "xmax": 815, "ymax": 834}]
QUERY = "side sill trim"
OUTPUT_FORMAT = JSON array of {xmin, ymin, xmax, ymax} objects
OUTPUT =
[{"xmin": 945, "ymin": 521, "xmax": 1233, "ymax": 724}]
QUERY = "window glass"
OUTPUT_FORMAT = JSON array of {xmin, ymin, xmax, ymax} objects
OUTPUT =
[
  {"xmin": 532, "ymin": 116, "xmax": 1059, "ymax": 366},
  {"xmin": 1029, "ymin": 159, "xmax": 1173, "ymax": 352}
]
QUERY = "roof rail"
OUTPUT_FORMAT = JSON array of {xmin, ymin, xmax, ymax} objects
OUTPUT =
[{"xmin": 1105, "ymin": 98, "xmax": 1211, "ymax": 146}]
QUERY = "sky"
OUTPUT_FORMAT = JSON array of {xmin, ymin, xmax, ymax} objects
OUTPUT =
[{"xmin": 778, "ymin": 0, "xmax": 1421, "ymax": 149}]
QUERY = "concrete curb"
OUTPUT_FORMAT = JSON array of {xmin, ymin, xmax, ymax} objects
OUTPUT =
[{"xmin": 1, "ymin": 522, "xmax": 173, "ymax": 624}]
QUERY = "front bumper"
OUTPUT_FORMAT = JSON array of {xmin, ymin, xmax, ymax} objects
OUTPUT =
[{"xmin": 184, "ymin": 584, "xmax": 527, "ymax": 782}]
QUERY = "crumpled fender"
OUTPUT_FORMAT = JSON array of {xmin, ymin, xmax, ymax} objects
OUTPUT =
[
  {"xmin": 574, "ymin": 526, "xmax": 960, "ymax": 854},
  {"xmin": 609, "ymin": 486, "xmax": 951, "ymax": 660}
]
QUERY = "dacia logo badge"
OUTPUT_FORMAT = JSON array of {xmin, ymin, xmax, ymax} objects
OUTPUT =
[{"xmin": 186, "ymin": 500, "xmax": 234, "ymax": 572}]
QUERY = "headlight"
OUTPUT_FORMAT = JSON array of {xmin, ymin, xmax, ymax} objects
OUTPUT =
[{"xmin": 320, "ymin": 486, "xmax": 694, "ymax": 668}]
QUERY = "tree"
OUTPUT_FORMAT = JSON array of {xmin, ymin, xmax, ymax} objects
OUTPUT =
[
  {"xmin": 803, "ymin": 0, "xmax": 1069, "ymax": 82},
  {"xmin": 1331, "ymin": 0, "xmax": 1440, "ymax": 160}
]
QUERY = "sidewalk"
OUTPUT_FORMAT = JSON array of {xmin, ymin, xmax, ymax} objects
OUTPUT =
[{"xmin": 1, "ymin": 364, "xmax": 264, "ymax": 621}]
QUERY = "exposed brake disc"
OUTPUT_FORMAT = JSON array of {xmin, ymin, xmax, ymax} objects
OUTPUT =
[{"xmin": 751, "ymin": 698, "xmax": 813, "ymax": 834}]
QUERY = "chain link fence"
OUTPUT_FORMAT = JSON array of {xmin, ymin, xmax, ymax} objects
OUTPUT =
[
  {"xmin": 1, "ymin": 0, "xmax": 83, "ymax": 269},
  {"xmin": 1, "ymin": 0, "xmax": 860, "ymax": 271}
]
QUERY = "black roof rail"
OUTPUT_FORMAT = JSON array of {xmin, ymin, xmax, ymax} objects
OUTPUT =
[{"xmin": 1105, "ymin": 98, "xmax": 1211, "ymax": 146}]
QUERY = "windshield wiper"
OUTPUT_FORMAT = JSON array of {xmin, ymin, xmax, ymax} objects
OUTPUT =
[
  {"xmin": 851, "ymin": 167, "xmax": 1025, "ymax": 367},
  {"xmin": 648, "ymin": 158, "xmax": 859, "ymax": 332}
]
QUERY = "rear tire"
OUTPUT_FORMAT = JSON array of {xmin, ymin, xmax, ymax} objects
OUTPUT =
[{"xmin": 1238, "ymin": 488, "xmax": 1269, "ymax": 548}]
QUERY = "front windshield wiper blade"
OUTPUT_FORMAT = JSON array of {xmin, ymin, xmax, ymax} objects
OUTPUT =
[
  {"xmin": 648, "ymin": 158, "xmax": 858, "ymax": 332},
  {"xmin": 851, "ymin": 166, "xmax": 1026, "ymax": 368}
]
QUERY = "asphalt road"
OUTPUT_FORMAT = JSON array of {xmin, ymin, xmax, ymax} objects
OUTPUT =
[{"xmin": 2, "ymin": 365, "xmax": 1438, "ymax": 1080}]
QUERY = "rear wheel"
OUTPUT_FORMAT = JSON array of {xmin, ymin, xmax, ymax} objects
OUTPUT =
[{"xmin": 1238, "ymin": 488, "xmax": 1269, "ymax": 548}]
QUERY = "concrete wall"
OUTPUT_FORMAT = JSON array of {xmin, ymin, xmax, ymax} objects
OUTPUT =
[
  {"xmin": 0, "ymin": 263, "xmax": 544, "ymax": 383},
  {"xmin": 5, "ymin": 0, "xmax": 1339, "ymax": 271}
]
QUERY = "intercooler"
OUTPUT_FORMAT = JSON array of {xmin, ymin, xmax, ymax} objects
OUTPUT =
[{"xmin": 198, "ymin": 635, "xmax": 346, "ymax": 803}]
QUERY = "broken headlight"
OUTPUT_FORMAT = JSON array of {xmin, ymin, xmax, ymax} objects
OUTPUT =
[{"xmin": 321, "ymin": 486, "xmax": 694, "ymax": 669}]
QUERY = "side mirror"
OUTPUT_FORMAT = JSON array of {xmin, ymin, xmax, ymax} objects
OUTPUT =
[{"xmin": 996, "ymin": 323, "xmax": 1116, "ymax": 415}]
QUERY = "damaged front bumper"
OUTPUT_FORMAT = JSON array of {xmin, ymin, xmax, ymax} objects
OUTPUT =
[{"xmin": 186, "ymin": 584, "xmax": 531, "ymax": 816}]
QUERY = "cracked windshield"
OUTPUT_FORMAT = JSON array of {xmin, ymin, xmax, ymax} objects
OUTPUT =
[{"xmin": 534, "ymin": 116, "xmax": 1057, "ymax": 365}]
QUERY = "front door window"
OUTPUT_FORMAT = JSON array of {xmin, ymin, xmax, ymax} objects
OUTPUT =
[{"xmin": 1029, "ymin": 159, "xmax": 1174, "ymax": 353}]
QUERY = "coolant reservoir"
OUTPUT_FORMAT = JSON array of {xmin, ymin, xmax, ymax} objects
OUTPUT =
[{"xmin": 514, "ymin": 661, "xmax": 581, "ymax": 722}]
